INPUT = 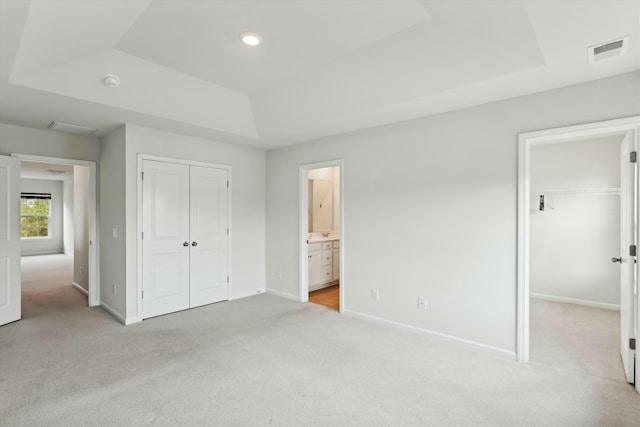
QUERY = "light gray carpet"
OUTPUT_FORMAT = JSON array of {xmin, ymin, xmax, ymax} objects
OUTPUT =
[
  {"xmin": 530, "ymin": 298, "xmax": 626, "ymax": 384},
  {"xmin": 1, "ymin": 255, "xmax": 639, "ymax": 426}
]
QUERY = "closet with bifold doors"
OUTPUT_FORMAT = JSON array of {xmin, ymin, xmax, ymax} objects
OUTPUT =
[{"xmin": 141, "ymin": 159, "xmax": 229, "ymax": 319}]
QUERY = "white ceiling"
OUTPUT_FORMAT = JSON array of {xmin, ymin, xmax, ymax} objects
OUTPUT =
[
  {"xmin": 0, "ymin": 0, "xmax": 638, "ymax": 149},
  {"xmin": 20, "ymin": 161, "xmax": 74, "ymax": 181}
]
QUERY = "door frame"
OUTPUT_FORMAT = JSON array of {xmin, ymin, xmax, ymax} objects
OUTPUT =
[
  {"xmin": 299, "ymin": 160, "xmax": 345, "ymax": 313},
  {"xmin": 10, "ymin": 153, "xmax": 100, "ymax": 307},
  {"xmin": 517, "ymin": 116, "xmax": 640, "ymax": 366},
  {"xmin": 136, "ymin": 154, "xmax": 232, "ymax": 320}
]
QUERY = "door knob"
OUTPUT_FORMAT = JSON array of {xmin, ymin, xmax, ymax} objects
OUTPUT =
[
  {"xmin": 611, "ymin": 257, "xmax": 622, "ymax": 263},
  {"xmin": 191, "ymin": 241, "xmax": 198, "ymax": 247},
  {"xmin": 183, "ymin": 242, "xmax": 189, "ymax": 247}
]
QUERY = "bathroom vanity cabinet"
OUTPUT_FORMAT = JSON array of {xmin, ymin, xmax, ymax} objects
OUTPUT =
[{"xmin": 308, "ymin": 239, "xmax": 339, "ymax": 291}]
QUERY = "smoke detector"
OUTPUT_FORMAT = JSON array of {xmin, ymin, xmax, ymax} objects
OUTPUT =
[
  {"xmin": 588, "ymin": 36, "xmax": 630, "ymax": 64},
  {"xmin": 103, "ymin": 74, "xmax": 120, "ymax": 88}
]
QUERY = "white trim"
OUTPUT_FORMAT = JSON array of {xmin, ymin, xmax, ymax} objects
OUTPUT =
[
  {"xmin": 11, "ymin": 153, "xmax": 100, "ymax": 307},
  {"xmin": 266, "ymin": 288, "xmax": 299, "ymax": 301},
  {"xmin": 229, "ymin": 289, "xmax": 264, "ymax": 300},
  {"xmin": 344, "ymin": 309, "xmax": 516, "ymax": 359},
  {"xmin": 530, "ymin": 293, "xmax": 620, "ymax": 311},
  {"xmin": 72, "ymin": 282, "xmax": 89, "ymax": 296},
  {"xmin": 299, "ymin": 160, "xmax": 345, "ymax": 314},
  {"xmin": 100, "ymin": 301, "xmax": 126, "ymax": 324},
  {"xmin": 517, "ymin": 116, "xmax": 640, "ymax": 363},
  {"xmin": 136, "ymin": 154, "xmax": 232, "ymax": 321},
  {"xmin": 21, "ymin": 251, "xmax": 62, "ymax": 256}
]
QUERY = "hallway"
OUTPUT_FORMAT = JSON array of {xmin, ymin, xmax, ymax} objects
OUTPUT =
[{"xmin": 21, "ymin": 254, "xmax": 86, "ymax": 319}]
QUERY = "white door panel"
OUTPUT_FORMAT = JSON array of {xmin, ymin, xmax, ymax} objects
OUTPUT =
[
  {"xmin": 619, "ymin": 131, "xmax": 636, "ymax": 384},
  {"xmin": 0, "ymin": 155, "xmax": 20, "ymax": 326},
  {"xmin": 189, "ymin": 166, "xmax": 228, "ymax": 308},
  {"xmin": 142, "ymin": 160, "xmax": 190, "ymax": 319},
  {"xmin": 142, "ymin": 161, "xmax": 229, "ymax": 318}
]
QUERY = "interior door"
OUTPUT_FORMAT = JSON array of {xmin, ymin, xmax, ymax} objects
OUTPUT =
[
  {"xmin": 188, "ymin": 166, "xmax": 228, "ymax": 308},
  {"xmin": 619, "ymin": 131, "xmax": 637, "ymax": 384},
  {"xmin": 142, "ymin": 160, "xmax": 191, "ymax": 319},
  {"xmin": 0, "ymin": 155, "xmax": 21, "ymax": 326}
]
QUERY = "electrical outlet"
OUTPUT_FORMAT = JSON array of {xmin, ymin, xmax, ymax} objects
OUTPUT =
[
  {"xmin": 418, "ymin": 297, "xmax": 426, "ymax": 310},
  {"xmin": 278, "ymin": 271, "xmax": 283, "ymax": 279},
  {"xmin": 112, "ymin": 228, "xmax": 118, "ymax": 239},
  {"xmin": 112, "ymin": 284, "xmax": 117, "ymax": 295},
  {"xmin": 371, "ymin": 289, "xmax": 379, "ymax": 300}
]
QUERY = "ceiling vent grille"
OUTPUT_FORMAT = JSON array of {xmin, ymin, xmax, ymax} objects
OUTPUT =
[
  {"xmin": 48, "ymin": 121, "xmax": 96, "ymax": 135},
  {"xmin": 588, "ymin": 36, "xmax": 630, "ymax": 63}
]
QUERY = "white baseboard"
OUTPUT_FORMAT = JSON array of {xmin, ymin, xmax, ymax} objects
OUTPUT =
[
  {"xmin": 99, "ymin": 300, "xmax": 126, "ymax": 325},
  {"xmin": 124, "ymin": 316, "xmax": 142, "ymax": 325},
  {"xmin": 266, "ymin": 288, "xmax": 299, "ymax": 301},
  {"xmin": 21, "ymin": 251, "xmax": 64, "ymax": 257},
  {"xmin": 229, "ymin": 288, "xmax": 265, "ymax": 300},
  {"xmin": 343, "ymin": 309, "xmax": 517, "ymax": 360},
  {"xmin": 530, "ymin": 293, "xmax": 620, "ymax": 311},
  {"xmin": 72, "ymin": 282, "xmax": 88, "ymax": 296}
]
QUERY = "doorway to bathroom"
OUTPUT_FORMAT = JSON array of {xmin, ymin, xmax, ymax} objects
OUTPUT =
[{"xmin": 299, "ymin": 161, "xmax": 344, "ymax": 313}]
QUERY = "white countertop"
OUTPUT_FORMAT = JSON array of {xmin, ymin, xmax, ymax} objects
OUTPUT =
[{"xmin": 307, "ymin": 236, "xmax": 340, "ymax": 243}]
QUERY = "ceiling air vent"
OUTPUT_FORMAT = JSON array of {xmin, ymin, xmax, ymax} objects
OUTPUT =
[
  {"xmin": 48, "ymin": 121, "xmax": 96, "ymax": 135},
  {"xmin": 588, "ymin": 36, "xmax": 630, "ymax": 64}
]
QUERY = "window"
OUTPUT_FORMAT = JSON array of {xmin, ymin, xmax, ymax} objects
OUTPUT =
[{"xmin": 20, "ymin": 193, "xmax": 51, "ymax": 238}]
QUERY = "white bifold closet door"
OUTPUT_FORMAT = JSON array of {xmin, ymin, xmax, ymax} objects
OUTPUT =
[{"xmin": 142, "ymin": 160, "xmax": 228, "ymax": 319}]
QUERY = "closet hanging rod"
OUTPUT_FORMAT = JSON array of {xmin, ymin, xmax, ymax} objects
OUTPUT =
[{"xmin": 532, "ymin": 187, "xmax": 621, "ymax": 196}]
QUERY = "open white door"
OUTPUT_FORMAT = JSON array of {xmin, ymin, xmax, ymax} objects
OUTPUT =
[
  {"xmin": 619, "ymin": 131, "xmax": 637, "ymax": 384},
  {"xmin": 0, "ymin": 155, "xmax": 21, "ymax": 326}
]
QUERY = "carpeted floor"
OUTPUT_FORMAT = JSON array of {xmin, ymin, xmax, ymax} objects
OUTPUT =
[{"xmin": 1, "ymin": 255, "xmax": 639, "ymax": 426}]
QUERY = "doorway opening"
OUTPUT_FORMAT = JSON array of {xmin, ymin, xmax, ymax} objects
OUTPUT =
[
  {"xmin": 12, "ymin": 154, "xmax": 99, "ymax": 313},
  {"xmin": 517, "ymin": 117, "xmax": 640, "ymax": 394},
  {"xmin": 300, "ymin": 161, "xmax": 344, "ymax": 313},
  {"xmin": 529, "ymin": 134, "xmax": 628, "ymax": 382}
]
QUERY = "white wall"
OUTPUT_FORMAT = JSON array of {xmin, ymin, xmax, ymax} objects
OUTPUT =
[
  {"xmin": 73, "ymin": 165, "xmax": 90, "ymax": 291},
  {"xmin": 99, "ymin": 126, "xmax": 126, "ymax": 319},
  {"xmin": 265, "ymin": 71, "xmax": 640, "ymax": 355},
  {"xmin": 0, "ymin": 123, "xmax": 100, "ymax": 161},
  {"xmin": 20, "ymin": 179, "xmax": 63, "ymax": 255},
  {"xmin": 123, "ymin": 125, "xmax": 266, "ymax": 323},
  {"xmin": 530, "ymin": 136, "xmax": 622, "ymax": 308}
]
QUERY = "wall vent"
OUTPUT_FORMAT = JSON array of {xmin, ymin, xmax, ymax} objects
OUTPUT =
[
  {"xmin": 588, "ymin": 36, "xmax": 630, "ymax": 64},
  {"xmin": 48, "ymin": 121, "xmax": 96, "ymax": 135}
]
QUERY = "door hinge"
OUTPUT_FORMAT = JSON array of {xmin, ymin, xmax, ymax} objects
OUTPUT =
[
  {"xmin": 631, "ymin": 151, "xmax": 637, "ymax": 163},
  {"xmin": 141, "ymin": 232, "xmax": 144, "ymax": 240},
  {"xmin": 141, "ymin": 171, "xmax": 144, "ymax": 180},
  {"xmin": 142, "ymin": 290, "xmax": 144, "ymax": 299},
  {"xmin": 227, "ymin": 228, "xmax": 229, "ymax": 236},
  {"xmin": 630, "ymin": 244, "xmax": 636, "ymax": 257},
  {"xmin": 631, "ymin": 338, "xmax": 636, "ymax": 350},
  {"xmin": 227, "ymin": 276, "xmax": 229, "ymax": 283}
]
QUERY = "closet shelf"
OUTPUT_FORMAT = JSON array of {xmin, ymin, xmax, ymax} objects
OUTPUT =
[{"xmin": 532, "ymin": 187, "xmax": 621, "ymax": 196}]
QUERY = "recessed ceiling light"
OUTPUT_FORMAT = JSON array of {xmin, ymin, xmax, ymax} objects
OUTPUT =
[{"xmin": 240, "ymin": 32, "xmax": 262, "ymax": 47}]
